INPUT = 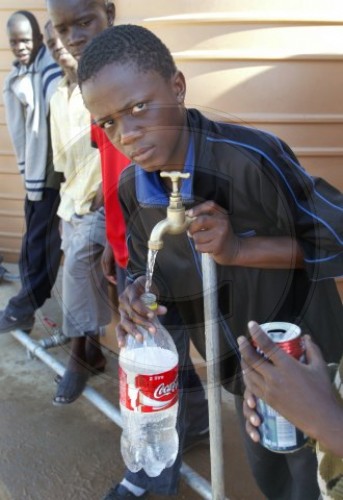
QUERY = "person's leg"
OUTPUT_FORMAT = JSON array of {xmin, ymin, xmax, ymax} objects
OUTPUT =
[
  {"xmin": 286, "ymin": 446, "xmax": 320, "ymax": 500},
  {"xmin": 6, "ymin": 189, "xmax": 61, "ymax": 318},
  {"xmin": 0, "ymin": 189, "xmax": 61, "ymax": 333},
  {"xmin": 235, "ymin": 396, "xmax": 320, "ymax": 499},
  {"xmin": 170, "ymin": 321, "xmax": 209, "ymax": 449},
  {"xmin": 54, "ymin": 210, "xmax": 111, "ymax": 404}
]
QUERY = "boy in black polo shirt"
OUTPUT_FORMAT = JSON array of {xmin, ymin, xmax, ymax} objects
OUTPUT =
[{"xmin": 79, "ymin": 24, "xmax": 343, "ymax": 499}]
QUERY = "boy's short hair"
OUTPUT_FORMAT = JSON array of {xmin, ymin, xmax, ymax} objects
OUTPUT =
[
  {"xmin": 7, "ymin": 10, "xmax": 42, "ymax": 40},
  {"xmin": 78, "ymin": 24, "xmax": 177, "ymax": 87}
]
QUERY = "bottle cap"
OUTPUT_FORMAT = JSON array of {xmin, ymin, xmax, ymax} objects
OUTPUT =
[{"xmin": 141, "ymin": 292, "xmax": 158, "ymax": 311}]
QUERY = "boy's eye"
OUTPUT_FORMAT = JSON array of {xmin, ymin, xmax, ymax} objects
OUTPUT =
[
  {"xmin": 56, "ymin": 27, "xmax": 67, "ymax": 35},
  {"xmin": 131, "ymin": 102, "xmax": 147, "ymax": 115},
  {"xmin": 101, "ymin": 118, "xmax": 115, "ymax": 130},
  {"xmin": 80, "ymin": 19, "xmax": 91, "ymax": 27}
]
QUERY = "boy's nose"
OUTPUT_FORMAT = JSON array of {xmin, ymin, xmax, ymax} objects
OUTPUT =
[
  {"xmin": 118, "ymin": 117, "xmax": 142, "ymax": 146},
  {"xmin": 119, "ymin": 127, "xmax": 143, "ymax": 146},
  {"xmin": 68, "ymin": 27, "xmax": 85, "ymax": 49}
]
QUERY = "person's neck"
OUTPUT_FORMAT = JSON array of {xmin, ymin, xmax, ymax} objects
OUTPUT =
[{"xmin": 64, "ymin": 66, "xmax": 78, "ymax": 86}]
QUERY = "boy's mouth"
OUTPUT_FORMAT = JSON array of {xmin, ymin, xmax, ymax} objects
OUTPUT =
[
  {"xmin": 131, "ymin": 146, "xmax": 155, "ymax": 164},
  {"xmin": 17, "ymin": 53, "xmax": 29, "ymax": 62}
]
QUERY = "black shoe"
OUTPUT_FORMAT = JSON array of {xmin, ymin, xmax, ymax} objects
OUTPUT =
[
  {"xmin": 0, "ymin": 311, "xmax": 35, "ymax": 334},
  {"xmin": 183, "ymin": 427, "xmax": 210, "ymax": 454},
  {"xmin": 102, "ymin": 484, "xmax": 148, "ymax": 500}
]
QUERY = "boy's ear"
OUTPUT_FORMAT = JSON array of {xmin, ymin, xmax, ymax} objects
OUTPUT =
[
  {"xmin": 173, "ymin": 70, "xmax": 186, "ymax": 104},
  {"xmin": 106, "ymin": 2, "xmax": 116, "ymax": 27}
]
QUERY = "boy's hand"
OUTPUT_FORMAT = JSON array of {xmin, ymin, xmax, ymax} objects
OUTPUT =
[
  {"xmin": 101, "ymin": 241, "xmax": 117, "ymax": 285},
  {"xmin": 238, "ymin": 321, "xmax": 334, "ymax": 443},
  {"xmin": 186, "ymin": 201, "xmax": 240, "ymax": 265},
  {"xmin": 116, "ymin": 276, "xmax": 167, "ymax": 348},
  {"xmin": 242, "ymin": 388, "xmax": 262, "ymax": 443}
]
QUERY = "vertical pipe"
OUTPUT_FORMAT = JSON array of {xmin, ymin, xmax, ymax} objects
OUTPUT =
[{"xmin": 201, "ymin": 253, "xmax": 226, "ymax": 500}]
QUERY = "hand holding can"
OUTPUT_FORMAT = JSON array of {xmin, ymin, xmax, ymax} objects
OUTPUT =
[{"xmin": 242, "ymin": 322, "xmax": 308, "ymax": 453}]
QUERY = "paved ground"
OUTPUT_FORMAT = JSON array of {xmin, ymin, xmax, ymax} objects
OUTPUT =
[{"xmin": 0, "ymin": 264, "xmax": 263, "ymax": 500}]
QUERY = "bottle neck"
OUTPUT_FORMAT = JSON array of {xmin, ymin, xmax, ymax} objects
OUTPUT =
[{"xmin": 141, "ymin": 292, "xmax": 158, "ymax": 311}]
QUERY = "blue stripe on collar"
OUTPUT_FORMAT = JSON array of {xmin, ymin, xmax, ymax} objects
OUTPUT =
[{"xmin": 136, "ymin": 135, "xmax": 195, "ymax": 206}]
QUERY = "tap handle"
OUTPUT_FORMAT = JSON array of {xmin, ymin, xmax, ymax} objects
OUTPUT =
[{"xmin": 160, "ymin": 171, "xmax": 190, "ymax": 194}]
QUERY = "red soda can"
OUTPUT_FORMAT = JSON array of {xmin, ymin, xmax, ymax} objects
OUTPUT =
[{"xmin": 254, "ymin": 322, "xmax": 308, "ymax": 453}]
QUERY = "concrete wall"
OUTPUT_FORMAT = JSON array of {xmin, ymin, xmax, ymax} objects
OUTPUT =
[{"xmin": 0, "ymin": 0, "xmax": 342, "ymax": 294}]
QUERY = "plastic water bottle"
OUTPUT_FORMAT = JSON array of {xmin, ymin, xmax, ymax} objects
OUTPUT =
[{"xmin": 119, "ymin": 293, "xmax": 179, "ymax": 477}]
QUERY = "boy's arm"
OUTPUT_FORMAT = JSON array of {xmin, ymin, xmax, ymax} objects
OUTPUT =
[
  {"xmin": 3, "ymin": 84, "xmax": 26, "ymax": 173},
  {"xmin": 187, "ymin": 201, "xmax": 304, "ymax": 269}
]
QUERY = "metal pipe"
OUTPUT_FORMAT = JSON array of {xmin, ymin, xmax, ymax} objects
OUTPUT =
[
  {"xmin": 201, "ymin": 253, "xmax": 226, "ymax": 500},
  {"xmin": 10, "ymin": 329, "xmax": 213, "ymax": 498}
]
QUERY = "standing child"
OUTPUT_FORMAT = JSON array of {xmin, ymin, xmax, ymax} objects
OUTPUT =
[
  {"xmin": 1, "ymin": 11, "xmax": 62, "ymax": 333},
  {"xmin": 44, "ymin": 21, "xmax": 111, "ymax": 405},
  {"xmin": 79, "ymin": 24, "xmax": 343, "ymax": 499}
]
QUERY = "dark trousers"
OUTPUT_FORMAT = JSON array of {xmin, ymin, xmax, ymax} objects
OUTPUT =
[
  {"xmin": 6, "ymin": 188, "xmax": 62, "ymax": 318},
  {"xmin": 234, "ymin": 396, "xmax": 320, "ymax": 500},
  {"xmin": 125, "ymin": 305, "xmax": 209, "ymax": 495}
]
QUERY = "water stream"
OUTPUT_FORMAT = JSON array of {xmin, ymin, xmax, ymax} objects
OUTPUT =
[{"xmin": 145, "ymin": 249, "xmax": 158, "ymax": 294}]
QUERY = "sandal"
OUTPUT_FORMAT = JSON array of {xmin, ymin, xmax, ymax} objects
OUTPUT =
[{"xmin": 53, "ymin": 370, "xmax": 89, "ymax": 406}]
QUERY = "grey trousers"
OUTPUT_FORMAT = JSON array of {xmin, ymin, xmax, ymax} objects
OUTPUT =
[{"xmin": 61, "ymin": 208, "xmax": 111, "ymax": 337}]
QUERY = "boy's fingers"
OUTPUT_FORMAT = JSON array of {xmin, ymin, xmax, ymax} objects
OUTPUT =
[
  {"xmin": 187, "ymin": 200, "xmax": 226, "ymax": 218},
  {"xmin": 244, "ymin": 387, "xmax": 257, "ymax": 410},
  {"xmin": 116, "ymin": 324, "xmax": 127, "ymax": 348},
  {"xmin": 303, "ymin": 335, "xmax": 325, "ymax": 367},
  {"xmin": 247, "ymin": 321, "xmax": 285, "ymax": 365},
  {"xmin": 245, "ymin": 421, "xmax": 261, "ymax": 443},
  {"xmin": 238, "ymin": 335, "xmax": 263, "ymax": 367}
]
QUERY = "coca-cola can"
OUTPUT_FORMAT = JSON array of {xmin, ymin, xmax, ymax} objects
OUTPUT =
[{"xmin": 254, "ymin": 322, "xmax": 308, "ymax": 453}]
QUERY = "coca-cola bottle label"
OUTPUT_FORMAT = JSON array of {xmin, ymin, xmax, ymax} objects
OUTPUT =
[{"xmin": 119, "ymin": 365, "xmax": 178, "ymax": 413}]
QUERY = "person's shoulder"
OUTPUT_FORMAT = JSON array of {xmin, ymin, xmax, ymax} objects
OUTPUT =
[
  {"xmin": 119, "ymin": 163, "xmax": 136, "ymax": 193},
  {"xmin": 35, "ymin": 45, "xmax": 62, "ymax": 76},
  {"xmin": 189, "ymin": 108, "xmax": 280, "ymax": 148},
  {"xmin": 212, "ymin": 118, "xmax": 287, "ymax": 158},
  {"xmin": 120, "ymin": 163, "xmax": 135, "ymax": 182}
]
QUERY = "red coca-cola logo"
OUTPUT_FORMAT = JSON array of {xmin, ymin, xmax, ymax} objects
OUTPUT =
[
  {"xmin": 154, "ymin": 380, "xmax": 178, "ymax": 399},
  {"xmin": 119, "ymin": 365, "xmax": 178, "ymax": 413}
]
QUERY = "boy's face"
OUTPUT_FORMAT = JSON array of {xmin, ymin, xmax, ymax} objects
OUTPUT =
[
  {"xmin": 82, "ymin": 62, "xmax": 188, "ymax": 173},
  {"xmin": 44, "ymin": 23, "xmax": 77, "ymax": 71},
  {"xmin": 47, "ymin": 0, "xmax": 114, "ymax": 61},
  {"xmin": 7, "ymin": 18, "xmax": 42, "ymax": 66}
]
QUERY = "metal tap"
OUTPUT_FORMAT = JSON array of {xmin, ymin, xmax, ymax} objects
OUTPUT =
[{"xmin": 148, "ymin": 171, "xmax": 193, "ymax": 251}]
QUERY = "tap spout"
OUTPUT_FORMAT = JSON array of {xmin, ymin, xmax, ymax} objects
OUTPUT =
[
  {"xmin": 147, "ymin": 171, "xmax": 193, "ymax": 251},
  {"xmin": 148, "ymin": 208, "xmax": 193, "ymax": 251}
]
